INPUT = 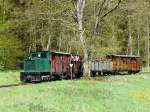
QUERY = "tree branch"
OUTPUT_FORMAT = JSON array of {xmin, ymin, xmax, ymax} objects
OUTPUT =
[
  {"xmin": 97, "ymin": 0, "xmax": 107, "ymax": 16},
  {"xmin": 93, "ymin": 0, "xmax": 122, "ymax": 35},
  {"xmin": 100, "ymin": 0, "xmax": 122, "ymax": 21}
]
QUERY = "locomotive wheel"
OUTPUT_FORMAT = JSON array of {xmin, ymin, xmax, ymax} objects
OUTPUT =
[
  {"xmin": 23, "ymin": 78, "xmax": 27, "ymax": 83},
  {"xmin": 20, "ymin": 73, "xmax": 27, "ymax": 83},
  {"xmin": 55, "ymin": 75, "xmax": 61, "ymax": 80}
]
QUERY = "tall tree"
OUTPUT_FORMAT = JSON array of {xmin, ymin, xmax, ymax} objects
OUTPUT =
[{"xmin": 147, "ymin": 14, "xmax": 150, "ymax": 69}]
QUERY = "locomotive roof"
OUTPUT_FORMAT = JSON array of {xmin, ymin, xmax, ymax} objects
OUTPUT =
[
  {"xmin": 31, "ymin": 51, "xmax": 71, "ymax": 55},
  {"xmin": 107, "ymin": 55, "xmax": 141, "ymax": 58},
  {"xmin": 32, "ymin": 51, "xmax": 49, "ymax": 53}
]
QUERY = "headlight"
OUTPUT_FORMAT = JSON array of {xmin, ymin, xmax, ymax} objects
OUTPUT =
[
  {"xmin": 28, "ymin": 57, "xmax": 31, "ymax": 60},
  {"xmin": 38, "ymin": 54, "xmax": 41, "ymax": 58}
]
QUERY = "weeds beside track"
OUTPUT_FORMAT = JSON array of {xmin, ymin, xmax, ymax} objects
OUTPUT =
[{"xmin": 0, "ymin": 82, "xmax": 27, "ymax": 88}]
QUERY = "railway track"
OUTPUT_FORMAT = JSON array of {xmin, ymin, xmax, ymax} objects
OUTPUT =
[
  {"xmin": 0, "ymin": 71, "xmax": 149, "ymax": 89},
  {"xmin": 139, "ymin": 71, "xmax": 150, "ymax": 74},
  {"xmin": 0, "ymin": 82, "xmax": 27, "ymax": 89}
]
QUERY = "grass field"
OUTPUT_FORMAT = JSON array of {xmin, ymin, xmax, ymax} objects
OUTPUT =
[
  {"xmin": 0, "ymin": 71, "xmax": 20, "ymax": 85},
  {"xmin": 0, "ymin": 71, "xmax": 149, "ymax": 112}
]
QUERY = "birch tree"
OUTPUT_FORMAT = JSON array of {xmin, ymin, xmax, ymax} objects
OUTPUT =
[
  {"xmin": 128, "ymin": 15, "xmax": 132, "ymax": 55},
  {"xmin": 72, "ymin": 0, "xmax": 90, "ymax": 77},
  {"xmin": 147, "ymin": 14, "xmax": 150, "ymax": 69},
  {"xmin": 137, "ymin": 15, "xmax": 140, "ymax": 56}
]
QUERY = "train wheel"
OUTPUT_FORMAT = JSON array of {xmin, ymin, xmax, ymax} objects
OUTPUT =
[
  {"xmin": 90, "ymin": 71, "xmax": 96, "ymax": 77},
  {"xmin": 128, "ymin": 71, "xmax": 133, "ymax": 75},
  {"xmin": 98, "ymin": 72, "xmax": 101, "ymax": 75},
  {"xmin": 22, "ymin": 75, "xmax": 27, "ymax": 83},
  {"xmin": 55, "ymin": 75, "xmax": 61, "ymax": 80},
  {"xmin": 103, "ymin": 72, "xmax": 107, "ymax": 76}
]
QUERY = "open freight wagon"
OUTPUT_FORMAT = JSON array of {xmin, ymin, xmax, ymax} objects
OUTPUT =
[
  {"xmin": 107, "ymin": 55, "xmax": 141, "ymax": 74},
  {"xmin": 91, "ymin": 55, "xmax": 141, "ymax": 76}
]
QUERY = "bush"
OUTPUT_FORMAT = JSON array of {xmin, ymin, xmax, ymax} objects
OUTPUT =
[{"xmin": 0, "ymin": 33, "xmax": 23, "ymax": 70}]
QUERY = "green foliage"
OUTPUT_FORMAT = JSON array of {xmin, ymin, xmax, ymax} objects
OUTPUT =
[
  {"xmin": 0, "ymin": 33, "xmax": 23, "ymax": 69},
  {"xmin": 0, "ymin": 0, "xmax": 150, "ymax": 69}
]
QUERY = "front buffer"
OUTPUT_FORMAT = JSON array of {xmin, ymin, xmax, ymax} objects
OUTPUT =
[{"xmin": 20, "ymin": 72, "xmax": 51, "ymax": 82}]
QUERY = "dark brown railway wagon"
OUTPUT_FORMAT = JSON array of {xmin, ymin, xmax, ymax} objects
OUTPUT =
[
  {"xmin": 107, "ymin": 55, "xmax": 141, "ymax": 74},
  {"xmin": 71, "ymin": 55, "xmax": 83, "ymax": 77},
  {"xmin": 51, "ymin": 52, "xmax": 71, "ymax": 75}
]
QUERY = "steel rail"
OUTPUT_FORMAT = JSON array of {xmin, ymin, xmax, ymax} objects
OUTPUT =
[{"xmin": 0, "ymin": 82, "xmax": 27, "ymax": 88}]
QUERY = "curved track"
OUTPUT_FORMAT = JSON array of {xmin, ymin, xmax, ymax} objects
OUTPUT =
[
  {"xmin": 140, "ymin": 71, "xmax": 150, "ymax": 74},
  {"xmin": 0, "ymin": 82, "xmax": 26, "ymax": 89}
]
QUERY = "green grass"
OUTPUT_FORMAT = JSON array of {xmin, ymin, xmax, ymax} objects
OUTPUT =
[
  {"xmin": 0, "ymin": 71, "xmax": 20, "ymax": 85},
  {"xmin": 142, "ymin": 67, "xmax": 150, "ymax": 72},
  {"xmin": 0, "ymin": 72, "xmax": 149, "ymax": 112}
]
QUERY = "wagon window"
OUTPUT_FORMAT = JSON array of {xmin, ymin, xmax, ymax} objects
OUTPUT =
[
  {"xmin": 116, "ymin": 58, "xmax": 119, "ymax": 63},
  {"xmin": 123, "ymin": 58, "xmax": 127, "ymax": 63},
  {"xmin": 127, "ymin": 58, "xmax": 130, "ymax": 63},
  {"xmin": 130, "ymin": 58, "xmax": 135, "ymax": 64},
  {"xmin": 133, "ymin": 58, "xmax": 137, "ymax": 63}
]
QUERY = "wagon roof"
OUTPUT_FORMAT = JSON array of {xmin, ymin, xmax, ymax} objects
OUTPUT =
[
  {"xmin": 107, "ymin": 55, "xmax": 141, "ymax": 58},
  {"xmin": 51, "ymin": 51, "xmax": 71, "ymax": 55}
]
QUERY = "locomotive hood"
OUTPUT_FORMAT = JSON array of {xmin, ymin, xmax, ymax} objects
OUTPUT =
[{"xmin": 23, "ymin": 52, "xmax": 51, "ymax": 72}]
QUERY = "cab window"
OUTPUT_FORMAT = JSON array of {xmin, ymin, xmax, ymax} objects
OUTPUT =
[
  {"xmin": 32, "ymin": 53, "xmax": 38, "ymax": 58},
  {"xmin": 32, "ymin": 53, "xmax": 47, "ymax": 58},
  {"xmin": 41, "ymin": 53, "xmax": 47, "ymax": 58}
]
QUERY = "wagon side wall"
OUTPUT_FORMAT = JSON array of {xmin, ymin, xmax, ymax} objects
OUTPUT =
[
  {"xmin": 51, "ymin": 53, "xmax": 71, "ymax": 75},
  {"xmin": 111, "ymin": 56, "xmax": 141, "ymax": 72}
]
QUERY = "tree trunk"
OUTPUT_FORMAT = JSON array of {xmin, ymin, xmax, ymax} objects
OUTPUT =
[
  {"xmin": 40, "ymin": 37, "xmax": 44, "ymax": 50},
  {"xmin": 76, "ymin": 0, "xmax": 90, "ymax": 77},
  {"xmin": 2, "ymin": 0, "xmax": 5, "ymax": 23},
  {"xmin": 147, "ymin": 15, "xmax": 150, "ymax": 69},
  {"xmin": 93, "ymin": 17, "xmax": 99, "ymax": 35},
  {"xmin": 137, "ymin": 16, "xmax": 140, "ymax": 56},
  {"xmin": 46, "ymin": 36, "xmax": 51, "ymax": 50},
  {"xmin": 59, "ymin": 36, "xmax": 61, "ymax": 52},
  {"xmin": 137, "ymin": 33, "xmax": 140, "ymax": 56},
  {"xmin": 128, "ymin": 16, "xmax": 132, "ymax": 55}
]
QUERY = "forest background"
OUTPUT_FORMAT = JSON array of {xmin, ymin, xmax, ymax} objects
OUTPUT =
[{"xmin": 0, "ymin": 0, "xmax": 150, "ymax": 72}]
